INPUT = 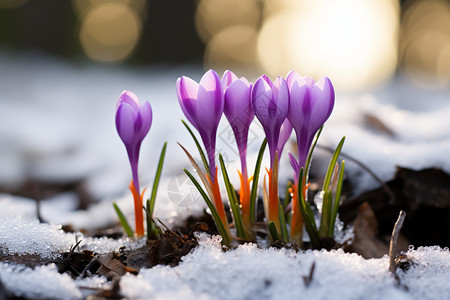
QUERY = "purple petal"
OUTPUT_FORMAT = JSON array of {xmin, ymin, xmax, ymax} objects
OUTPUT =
[
  {"xmin": 200, "ymin": 70, "xmax": 223, "ymax": 96},
  {"xmin": 117, "ymin": 90, "xmax": 140, "ymax": 111},
  {"xmin": 251, "ymin": 76, "xmax": 273, "ymax": 125},
  {"xmin": 196, "ymin": 70, "xmax": 223, "ymax": 131},
  {"xmin": 116, "ymin": 102, "xmax": 138, "ymax": 146},
  {"xmin": 286, "ymin": 70, "xmax": 301, "ymax": 88},
  {"xmin": 137, "ymin": 101, "xmax": 152, "ymax": 140},
  {"xmin": 176, "ymin": 76, "xmax": 199, "ymax": 129},
  {"xmin": 308, "ymin": 76, "xmax": 335, "ymax": 132},
  {"xmin": 277, "ymin": 118, "xmax": 293, "ymax": 159},
  {"xmin": 289, "ymin": 153, "xmax": 299, "ymax": 177},
  {"xmin": 252, "ymin": 75, "xmax": 290, "ymax": 167},
  {"xmin": 224, "ymin": 79, "xmax": 253, "ymax": 159},
  {"xmin": 221, "ymin": 70, "xmax": 239, "ymax": 91},
  {"xmin": 287, "ymin": 75, "xmax": 311, "ymax": 132},
  {"xmin": 304, "ymin": 76, "xmax": 315, "ymax": 87},
  {"xmin": 224, "ymin": 79, "xmax": 253, "ymax": 128},
  {"xmin": 273, "ymin": 76, "xmax": 289, "ymax": 121}
]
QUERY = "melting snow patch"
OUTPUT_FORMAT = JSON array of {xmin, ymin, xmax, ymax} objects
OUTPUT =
[
  {"xmin": 120, "ymin": 234, "xmax": 449, "ymax": 300},
  {"xmin": 0, "ymin": 211, "xmax": 146, "ymax": 258},
  {"xmin": 0, "ymin": 263, "xmax": 82, "ymax": 299},
  {"xmin": 398, "ymin": 246, "xmax": 450, "ymax": 298},
  {"xmin": 0, "ymin": 215, "xmax": 75, "ymax": 258}
]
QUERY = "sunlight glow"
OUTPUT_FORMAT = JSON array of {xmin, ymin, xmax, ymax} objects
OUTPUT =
[
  {"xmin": 400, "ymin": 0, "xmax": 450, "ymax": 88},
  {"xmin": 257, "ymin": 0, "xmax": 399, "ymax": 91}
]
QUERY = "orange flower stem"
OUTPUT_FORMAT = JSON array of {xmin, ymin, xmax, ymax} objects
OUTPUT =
[
  {"xmin": 129, "ymin": 180, "xmax": 145, "ymax": 236},
  {"xmin": 290, "ymin": 182, "xmax": 310, "ymax": 245},
  {"xmin": 267, "ymin": 168, "xmax": 281, "ymax": 234},
  {"xmin": 238, "ymin": 170, "xmax": 250, "ymax": 225},
  {"xmin": 208, "ymin": 168, "xmax": 231, "ymax": 236}
]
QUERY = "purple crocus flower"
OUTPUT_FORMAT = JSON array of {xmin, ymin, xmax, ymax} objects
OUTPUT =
[
  {"xmin": 176, "ymin": 69, "xmax": 224, "ymax": 180},
  {"xmin": 223, "ymin": 72, "xmax": 254, "ymax": 178},
  {"xmin": 116, "ymin": 90, "xmax": 152, "ymax": 193},
  {"xmin": 286, "ymin": 71, "xmax": 335, "ymax": 176},
  {"xmin": 251, "ymin": 75, "xmax": 289, "ymax": 167}
]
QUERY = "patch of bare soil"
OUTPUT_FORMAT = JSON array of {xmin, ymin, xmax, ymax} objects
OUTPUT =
[{"xmin": 341, "ymin": 167, "xmax": 450, "ymax": 258}]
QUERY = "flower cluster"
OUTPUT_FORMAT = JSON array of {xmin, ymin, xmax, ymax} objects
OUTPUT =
[{"xmin": 177, "ymin": 70, "xmax": 345, "ymax": 247}]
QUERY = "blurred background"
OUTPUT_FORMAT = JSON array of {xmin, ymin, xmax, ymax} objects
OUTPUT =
[
  {"xmin": 0, "ymin": 0, "xmax": 449, "ymax": 204},
  {"xmin": 0, "ymin": 0, "xmax": 448, "ymax": 91}
]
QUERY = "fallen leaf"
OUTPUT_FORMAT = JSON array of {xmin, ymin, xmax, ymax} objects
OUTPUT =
[{"xmin": 350, "ymin": 202, "xmax": 389, "ymax": 258}]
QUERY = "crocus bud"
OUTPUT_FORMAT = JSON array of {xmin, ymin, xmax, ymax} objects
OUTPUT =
[
  {"xmin": 176, "ymin": 69, "xmax": 224, "ymax": 179},
  {"xmin": 116, "ymin": 90, "xmax": 152, "ymax": 192},
  {"xmin": 286, "ymin": 71, "xmax": 334, "ymax": 176},
  {"xmin": 251, "ymin": 75, "xmax": 289, "ymax": 167}
]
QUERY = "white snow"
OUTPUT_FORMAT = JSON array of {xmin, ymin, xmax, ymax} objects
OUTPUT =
[
  {"xmin": 0, "ymin": 263, "xmax": 82, "ymax": 299},
  {"xmin": 0, "ymin": 196, "xmax": 147, "ymax": 257},
  {"xmin": 1, "ymin": 52, "xmax": 450, "ymax": 299},
  {"xmin": 119, "ymin": 233, "xmax": 449, "ymax": 300}
]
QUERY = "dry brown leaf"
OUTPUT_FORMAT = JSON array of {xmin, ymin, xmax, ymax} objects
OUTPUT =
[{"xmin": 350, "ymin": 202, "xmax": 389, "ymax": 258}]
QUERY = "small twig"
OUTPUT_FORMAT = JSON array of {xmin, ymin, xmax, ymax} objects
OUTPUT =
[
  {"xmin": 80, "ymin": 254, "xmax": 100, "ymax": 277},
  {"xmin": 143, "ymin": 205, "xmax": 164, "ymax": 234},
  {"xmin": 317, "ymin": 145, "xmax": 396, "ymax": 204},
  {"xmin": 389, "ymin": 210, "xmax": 406, "ymax": 274},
  {"xmin": 31, "ymin": 180, "xmax": 44, "ymax": 223},
  {"xmin": 303, "ymin": 262, "xmax": 316, "ymax": 287}
]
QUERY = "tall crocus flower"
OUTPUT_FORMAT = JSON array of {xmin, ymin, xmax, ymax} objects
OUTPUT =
[
  {"xmin": 251, "ymin": 75, "xmax": 289, "ymax": 235},
  {"xmin": 223, "ymin": 70, "xmax": 254, "ymax": 231},
  {"xmin": 286, "ymin": 70, "xmax": 335, "ymax": 244},
  {"xmin": 176, "ymin": 70, "xmax": 230, "ymax": 235},
  {"xmin": 116, "ymin": 90, "xmax": 152, "ymax": 236},
  {"xmin": 177, "ymin": 70, "xmax": 223, "ymax": 179},
  {"xmin": 251, "ymin": 75, "xmax": 289, "ymax": 167}
]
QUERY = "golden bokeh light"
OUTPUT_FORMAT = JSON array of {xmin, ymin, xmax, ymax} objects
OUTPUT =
[
  {"xmin": 436, "ymin": 44, "xmax": 450, "ymax": 87},
  {"xmin": 79, "ymin": 2, "xmax": 141, "ymax": 63},
  {"xmin": 72, "ymin": 0, "xmax": 146, "ymax": 19},
  {"xmin": 195, "ymin": 0, "xmax": 260, "ymax": 44},
  {"xmin": 204, "ymin": 25, "xmax": 259, "ymax": 74},
  {"xmin": 257, "ymin": 0, "xmax": 399, "ymax": 91},
  {"xmin": 0, "ymin": 0, "xmax": 28, "ymax": 8},
  {"xmin": 400, "ymin": 0, "xmax": 450, "ymax": 89}
]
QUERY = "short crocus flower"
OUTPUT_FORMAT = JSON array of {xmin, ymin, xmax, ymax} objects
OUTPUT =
[
  {"xmin": 286, "ymin": 71, "xmax": 335, "ymax": 244},
  {"xmin": 176, "ymin": 69, "xmax": 223, "ymax": 179},
  {"xmin": 287, "ymin": 71, "xmax": 335, "ymax": 175},
  {"xmin": 223, "ymin": 70, "xmax": 254, "ymax": 229},
  {"xmin": 251, "ymin": 75, "xmax": 289, "ymax": 235},
  {"xmin": 116, "ymin": 90, "xmax": 152, "ymax": 236}
]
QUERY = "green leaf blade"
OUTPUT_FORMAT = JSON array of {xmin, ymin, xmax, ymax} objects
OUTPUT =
[
  {"xmin": 113, "ymin": 202, "xmax": 133, "ymax": 237},
  {"xmin": 181, "ymin": 120, "xmax": 210, "ymax": 177},
  {"xmin": 250, "ymin": 139, "xmax": 267, "ymax": 224},
  {"xmin": 219, "ymin": 154, "xmax": 246, "ymax": 239},
  {"xmin": 184, "ymin": 169, "xmax": 231, "ymax": 245}
]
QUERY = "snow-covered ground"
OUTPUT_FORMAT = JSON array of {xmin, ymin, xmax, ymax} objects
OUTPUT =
[
  {"xmin": 1, "ymin": 52, "xmax": 449, "ymax": 299},
  {"xmin": 0, "ymin": 222, "xmax": 448, "ymax": 300}
]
